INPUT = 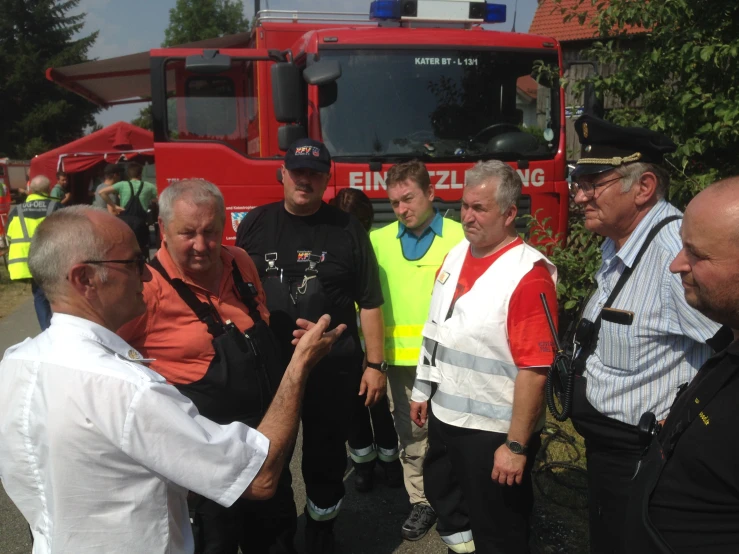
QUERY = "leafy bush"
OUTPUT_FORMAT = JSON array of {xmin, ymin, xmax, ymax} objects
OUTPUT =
[{"xmin": 524, "ymin": 207, "xmax": 602, "ymax": 333}]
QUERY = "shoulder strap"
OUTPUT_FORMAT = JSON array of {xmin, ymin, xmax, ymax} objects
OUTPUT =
[
  {"xmin": 576, "ymin": 215, "xmax": 682, "ymax": 367},
  {"xmin": 229, "ymin": 258, "xmax": 263, "ymax": 324},
  {"xmin": 148, "ymin": 256, "xmax": 225, "ymax": 338}
]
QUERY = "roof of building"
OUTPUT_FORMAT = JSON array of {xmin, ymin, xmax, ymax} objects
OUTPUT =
[{"xmin": 529, "ymin": 0, "xmax": 642, "ymax": 43}]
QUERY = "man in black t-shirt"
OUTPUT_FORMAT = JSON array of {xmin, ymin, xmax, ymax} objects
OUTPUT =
[
  {"xmin": 624, "ymin": 177, "xmax": 739, "ymax": 553},
  {"xmin": 236, "ymin": 138, "xmax": 387, "ymax": 554}
]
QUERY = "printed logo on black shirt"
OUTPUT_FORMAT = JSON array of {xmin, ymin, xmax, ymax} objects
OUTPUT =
[{"xmin": 297, "ymin": 250, "xmax": 327, "ymax": 262}]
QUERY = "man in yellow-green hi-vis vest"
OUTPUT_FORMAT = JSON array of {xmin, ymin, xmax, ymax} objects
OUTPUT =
[
  {"xmin": 6, "ymin": 175, "xmax": 61, "ymax": 329},
  {"xmin": 370, "ymin": 160, "xmax": 464, "ymax": 542}
]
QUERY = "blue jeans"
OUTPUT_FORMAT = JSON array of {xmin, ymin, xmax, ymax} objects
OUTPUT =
[{"xmin": 31, "ymin": 280, "xmax": 52, "ymax": 330}]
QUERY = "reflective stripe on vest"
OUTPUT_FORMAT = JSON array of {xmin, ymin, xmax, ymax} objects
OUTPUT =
[{"xmin": 370, "ymin": 219, "xmax": 465, "ymax": 365}]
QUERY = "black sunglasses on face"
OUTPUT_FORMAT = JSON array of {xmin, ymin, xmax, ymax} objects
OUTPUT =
[{"xmin": 82, "ymin": 254, "xmax": 147, "ymax": 276}]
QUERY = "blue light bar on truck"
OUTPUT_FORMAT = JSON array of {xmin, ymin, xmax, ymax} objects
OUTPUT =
[
  {"xmin": 369, "ymin": 1, "xmax": 507, "ymax": 23},
  {"xmin": 369, "ymin": 0, "xmax": 402, "ymax": 19},
  {"xmin": 484, "ymin": 2, "xmax": 506, "ymax": 23}
]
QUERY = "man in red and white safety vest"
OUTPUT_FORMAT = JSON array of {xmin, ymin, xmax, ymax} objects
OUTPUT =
[{"xmin": 409, "ymin": 160, "xmax": 558, "ymax": 554}]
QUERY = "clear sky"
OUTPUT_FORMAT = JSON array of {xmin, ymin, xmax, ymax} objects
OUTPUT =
[{"xmin": 74, "ymin": 0, "xmax": 539, "ymax": 127}]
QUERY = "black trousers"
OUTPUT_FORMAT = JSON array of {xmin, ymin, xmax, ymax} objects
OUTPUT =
[
  {"xmin": 191, "ymin": 467, "xmax": 296, "ymax": 554},
  {"xmin": 301, "ymin": 356, "xmax": 363, "ymax": 522},
  {"xmin": 347, "ymin": 392, "xmax": 399, "ymax": 468},
  {"xmin": 571, "ymin": 376, "xmax": 644, "ymax": 554},
  {"xmin": 424, "ymin": 412, "xmax": 541, "ymax": 554}
]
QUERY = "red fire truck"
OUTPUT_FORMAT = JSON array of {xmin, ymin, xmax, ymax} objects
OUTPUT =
[{"xmin": 47, "ymin": 1, "xmax": 566, "ymax": 242}]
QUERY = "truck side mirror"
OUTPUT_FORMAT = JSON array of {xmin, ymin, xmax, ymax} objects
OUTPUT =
[
  {"xmin": 303, "ymin": 60, "xmax": 341, "ymax": 86},
  {"xmin": 272, "ymin": 63, "xmax": 303, "ymax": 123},
  {"xmin": 278, "ymin": 124, "xmax": 307, "ymax": 151},
  {"xmin": 185, "ymin": 49, "xmax": 231, "ymax": 74}
]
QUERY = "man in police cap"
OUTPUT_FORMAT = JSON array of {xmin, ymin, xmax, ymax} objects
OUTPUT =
[
  {"xmin": 236, "ymin": 138, "xmax": 386, "ymax": 553},
  {"xmin": 622, "ymin": 177, "xmax": 739, "ymax": 554},
  {"xmin": 568, "ymin": 115, "xmax": 720, "ymax": 553}
]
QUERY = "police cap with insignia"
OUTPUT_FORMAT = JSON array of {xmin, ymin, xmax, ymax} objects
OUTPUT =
[{"xmin": 571, "ymin": 115, "xmax": 677, "ymax": 179}]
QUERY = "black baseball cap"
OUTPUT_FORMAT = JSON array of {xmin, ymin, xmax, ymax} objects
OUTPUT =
[
  {"xmin": 284, "ymin": 138, "xmax": 331, "ymax": 174},
  {"xmin": 571, "ymin": 115, "xmax": 677, "ymax": 179}
]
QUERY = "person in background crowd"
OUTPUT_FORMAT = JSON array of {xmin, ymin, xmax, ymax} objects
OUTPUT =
[
  {"xmin": 93, "ymin": 164, "xmax": 122, "ymax": 214},
  {"xmin": 410, "ymin": 160, "xmax": 557, "ymax": 554},
  {"xmin": 237, "ymin": 138, "xmax": 386, "ymax": 554},
  {"xmin": 0, "ymin": 206, "xmax": 344, "ymax": 554},
  {"xmin": 118, "ymin": 180, "xmax": 298, "ymax": 554},
  {"xmin": 568, "ymin": 115, "xmax": 720, "ymax": 554},
  {"xmin": 99, "ymin": 162, "xmax": 158, "ymax": 214},
  {"xmin": 50, "ymin": 171, "xmax": 71, "ymax": 205},
  {"xmin": 330, "ymin": 188, "xmax": 403, "ymax": 494},
  {"xmin": 623, "ymin": 177, "xmax": 739, "ymax": 554},
  {"xmin": 5, "ymin": 175, "xmax": 61, "ymax": 329},
  {"xmin": 371, "ymin": 160, "xmax": 465, "ymax": 541}
]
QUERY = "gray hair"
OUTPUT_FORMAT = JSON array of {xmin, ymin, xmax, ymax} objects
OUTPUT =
[
  {"xmin": 159, "ymin": 179, "xmax": 225, "ymax": 227},
  {"xmin": 617, "ymin": 162, "xmax": 670, "ymax": 198},
  {"xmin": 464, "ymin": 160, "xmax": 522, "ymax": 213},
  {"xmin": 29, "ymin": 175, "xmax": 51, "ymax": 195},
  {"xmin": 28, "ymin": 206, "xmax": 110, "ymax": 301}
]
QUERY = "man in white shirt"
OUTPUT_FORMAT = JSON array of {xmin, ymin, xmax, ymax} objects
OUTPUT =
[{"xmin": 0, "ymin": 206, "xmax": 344, "ymax": 554}]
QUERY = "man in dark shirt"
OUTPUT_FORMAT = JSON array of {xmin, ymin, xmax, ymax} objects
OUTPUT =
[
  {"xmin": 624, "ymin": 176, "xmax": 739, "ymax": 553},
  {"xmin": 236, "ymin": 138, "xmax": 387, "ymax": 554}
]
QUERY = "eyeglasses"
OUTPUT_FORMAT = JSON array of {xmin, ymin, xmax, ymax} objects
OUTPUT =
[
  {"xmin": 569, "ymin": 174, "xmax": 622, "ymax": 198},
  {"xmin": 82, "ymin": 254, "xmax": 147, "ymax": 276}
]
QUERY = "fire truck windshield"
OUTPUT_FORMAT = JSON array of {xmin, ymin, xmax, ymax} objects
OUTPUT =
[{"xmin": 318, "ymin": 48, "xmax": 560, "ymax": 161}]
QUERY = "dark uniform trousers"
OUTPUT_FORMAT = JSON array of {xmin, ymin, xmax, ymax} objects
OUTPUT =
[
  {"xmin": 347, "ymin": 391, "xmax": 399, "ymax": 469},
  {"xmin": 424, "ymin": 412, "xmax": 541, "ymax": 554},
  {"xmin": 192, "ymin": 467, "xmax": 296, "ymax": 554},
  {"xmin": 302, "ymin": 355, "xmax": 363, "ymax": 522},
  {"xmin": 571, "ymin": 377, "xmax": 643, "ymax": 554}
]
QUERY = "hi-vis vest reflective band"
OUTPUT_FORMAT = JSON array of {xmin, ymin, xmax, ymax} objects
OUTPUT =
[
  {"xmin": 371, "ymin": 218, "xmax": 464, "ymax": 366},
  {"xmin": 7, "ymin": 194, "xmax": 58, "ymax": 280},
  {"xmin": 417, "ymin": 240, "xmax": 556, "ymax": 433}
]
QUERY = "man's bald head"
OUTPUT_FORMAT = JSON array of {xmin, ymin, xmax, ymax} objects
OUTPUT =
[
  {"xmin": 670, "ymin": 176, "xmax": 739, "ymax": 331},
  {"xmin": 28, "ymin": 207, "xmax": 129, "ymax": 302}
]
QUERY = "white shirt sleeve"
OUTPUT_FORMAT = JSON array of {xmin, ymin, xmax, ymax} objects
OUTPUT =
[{"xmin": 119, "ymin": 380, "xmax": 269, "ymax": 508}]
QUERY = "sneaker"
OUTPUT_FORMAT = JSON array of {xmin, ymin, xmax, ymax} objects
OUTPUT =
[
  {"xmin": 381, "ymin": 459, "xmax": 403, "ymax": 488},
  {"xmin": 401, "ymin": 503, "xmax": 437, "ymax": 541},
  {"xmin": 354, "ymin": 466, "xmax": 374, "ymax": 493}
]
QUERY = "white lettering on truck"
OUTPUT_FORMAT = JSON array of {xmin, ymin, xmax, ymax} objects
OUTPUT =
[{"xmin": 348, "ymin": 168, "xmax": 545, "ymax": 191}]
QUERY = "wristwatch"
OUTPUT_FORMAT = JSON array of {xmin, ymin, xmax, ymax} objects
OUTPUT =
[
  {"xmin": 366, "ymin": 360, "xmax": 388, "ymax": 373},
  {"xmin": 505, "ymin": 439, "xmax": 528, "ymax": 455}
]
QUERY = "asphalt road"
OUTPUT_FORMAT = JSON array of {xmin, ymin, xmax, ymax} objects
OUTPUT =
[{"xmin": 0, "ymin": 299, "xmax": 446, "ymax": 554}]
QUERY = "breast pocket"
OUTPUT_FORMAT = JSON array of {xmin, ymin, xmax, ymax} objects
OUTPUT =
[{"xmin": 597, "ymin": 319, "xmax": 639, "ymax": 372}]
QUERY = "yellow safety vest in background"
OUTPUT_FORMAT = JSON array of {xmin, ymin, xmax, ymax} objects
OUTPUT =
[
  {"xmin": 7, "ymin": 194, "xmax": 59, "ymax": 280},
  {"xmin": 370, "ymin": 218, "xmax": 465, "ymax": 366}
]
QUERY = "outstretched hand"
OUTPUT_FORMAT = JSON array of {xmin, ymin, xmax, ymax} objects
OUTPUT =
[{"xmin": 291, "ymin": 316, "xmax": 346, "ymax": 370}]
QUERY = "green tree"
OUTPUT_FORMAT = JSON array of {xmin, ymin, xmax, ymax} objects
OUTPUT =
[
  {"xmin": 565, "ymin": 0, "xmax": 739, "ymax": 208},
  {"xmin": 0, "ymin": 0, "xmax": 100, "ymax": 159},
  {"xmin": 163, "ymin": 0, "xmax": 249, "ymax": 47}
]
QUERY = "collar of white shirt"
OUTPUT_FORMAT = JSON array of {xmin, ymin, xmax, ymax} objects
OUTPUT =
[
  {"xmin": 48, "ymin": 313, "xmax": 155, "ymax": 364},
  {"xmin": 601, "ymin": 199, "xmax": 675, "ymax": 269}
]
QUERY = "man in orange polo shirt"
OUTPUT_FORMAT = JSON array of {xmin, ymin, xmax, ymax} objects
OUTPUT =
[{"xmin": 118, "ymin": 179, "xmax": 296, "ymax": 554}]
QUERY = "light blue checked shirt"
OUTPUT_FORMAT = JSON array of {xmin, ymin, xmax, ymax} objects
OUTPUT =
[{"xmin": 582, "ymin": 199, "xmax": 721, "ymax": 425}]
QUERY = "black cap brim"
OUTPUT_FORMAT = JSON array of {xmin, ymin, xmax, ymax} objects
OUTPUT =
[
  {"xmin": 284, "ymin": 159, "xmax": 331, "ymax": 174},
  {"xmin": 570, "ymin": 163, "xmax": 616, "ymax": 179}
]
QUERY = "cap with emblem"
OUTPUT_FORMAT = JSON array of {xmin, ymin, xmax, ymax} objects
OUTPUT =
[
  {"xmin": 571, "ymin": 115, "xmax": 677, "ymax": 179},
  {"xmin": 284, "ymin": 138, "xmax": 332, "ymax": 174}
]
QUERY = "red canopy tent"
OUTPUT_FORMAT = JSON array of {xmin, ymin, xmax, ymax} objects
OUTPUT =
[{"xmin": 30, "ymin": 122, "xmax": 154, "ymax": 182}]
